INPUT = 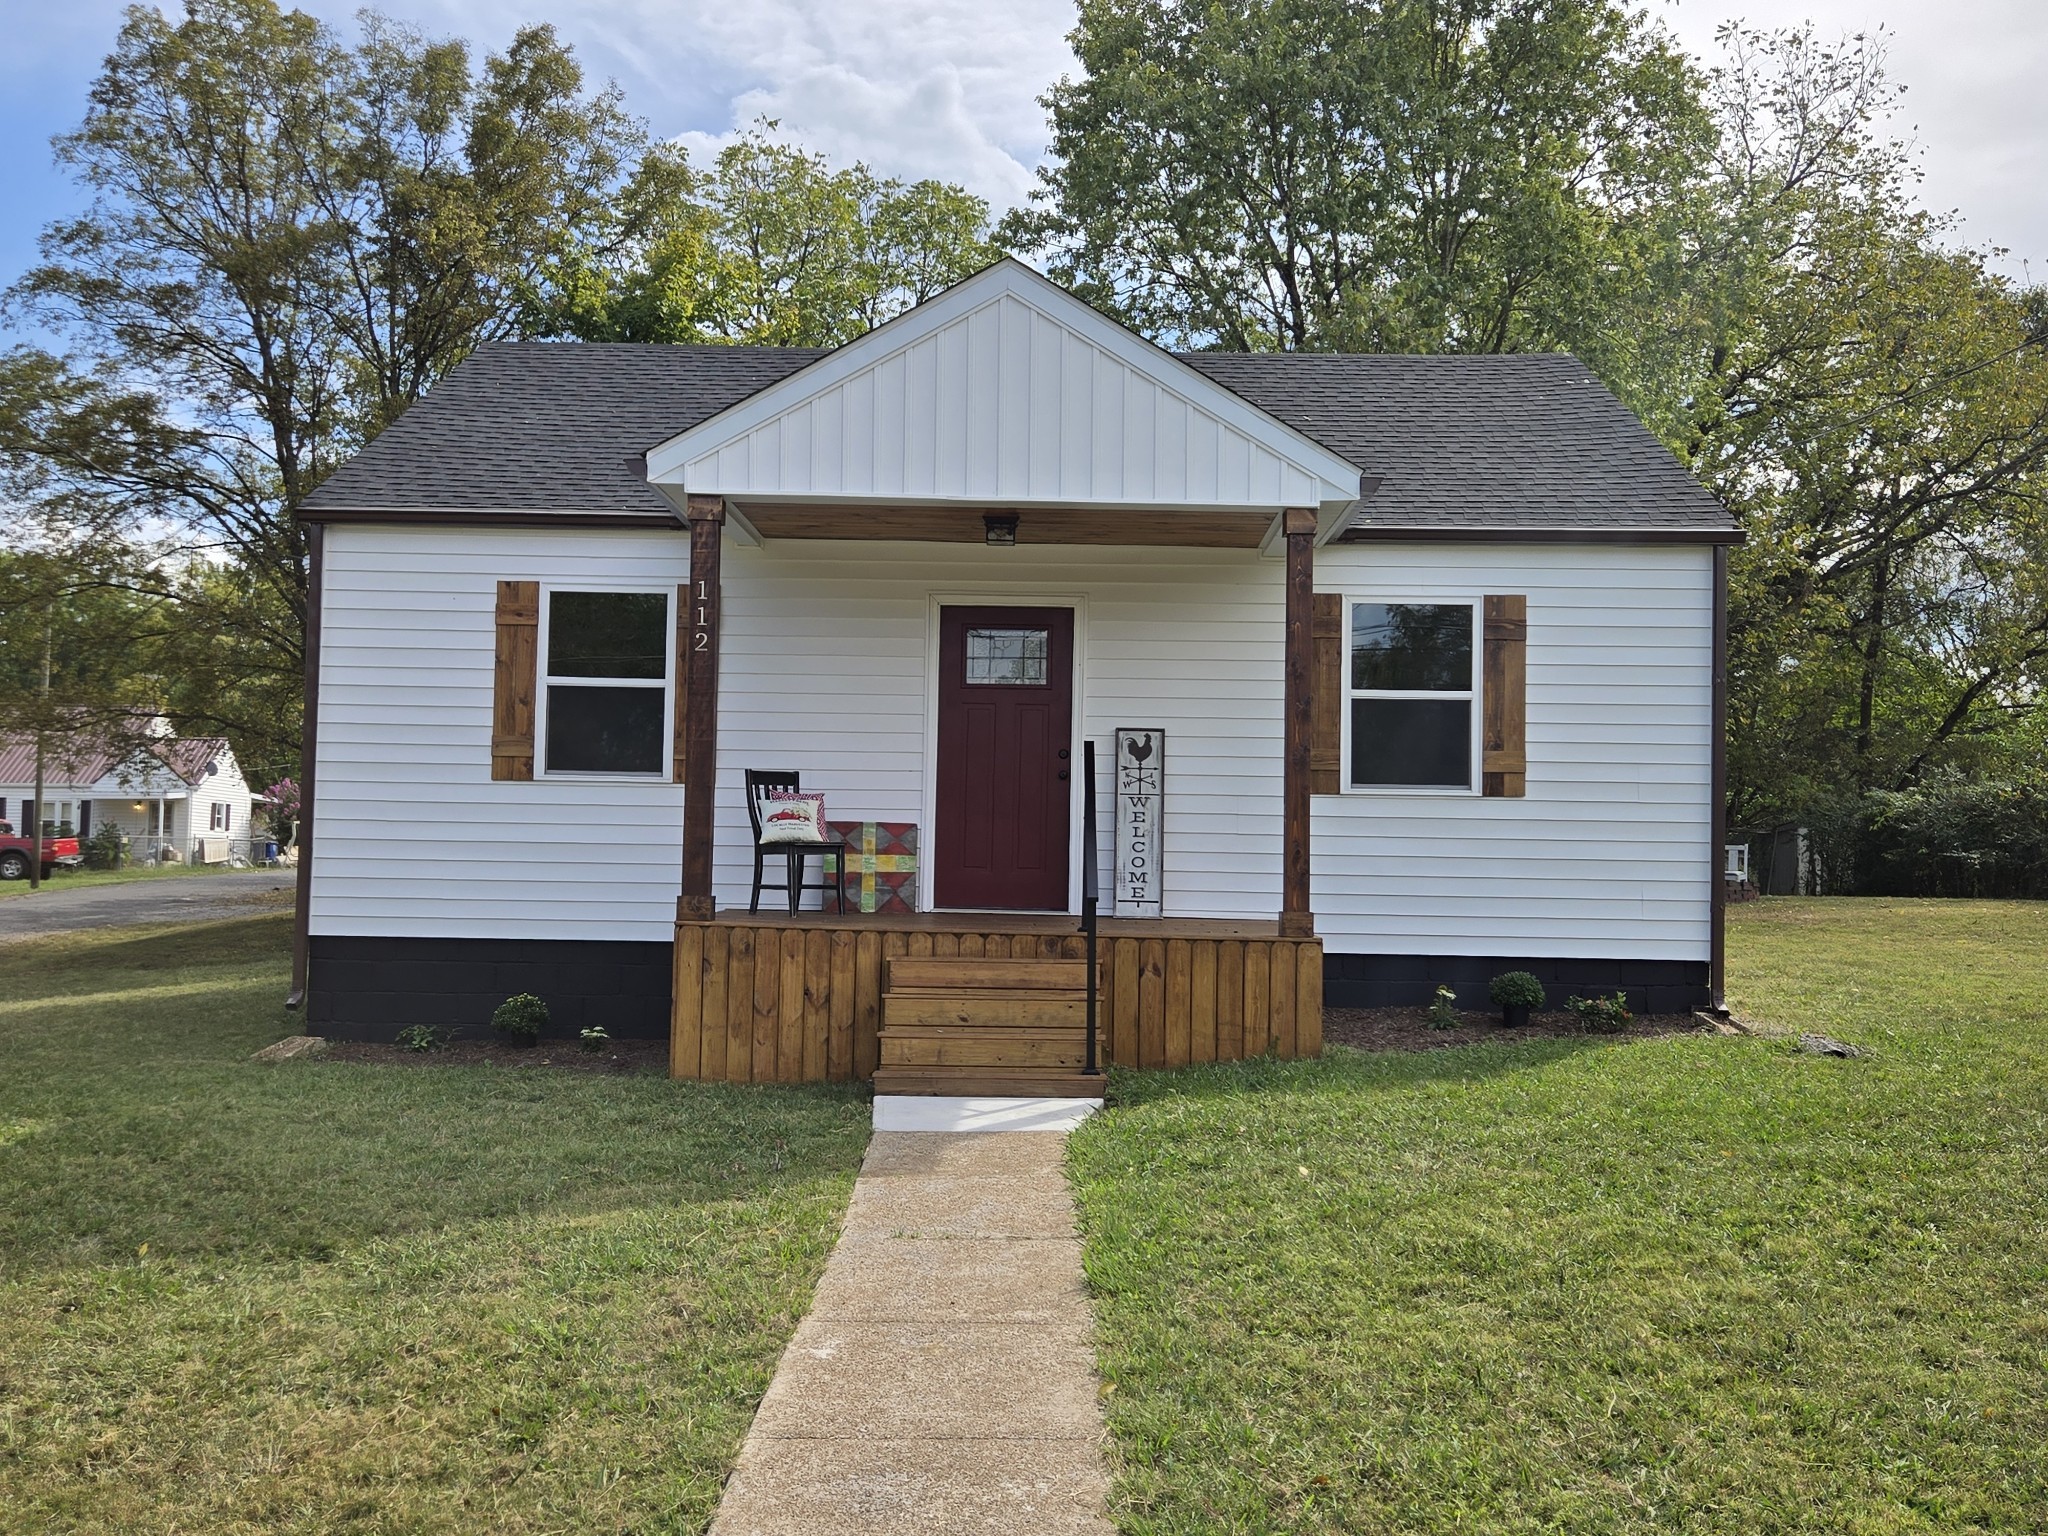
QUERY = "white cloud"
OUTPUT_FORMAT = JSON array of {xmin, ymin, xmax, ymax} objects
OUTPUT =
[{"xmin": 404, "ymin": 0, "xmax": 1079, "ymax": 212}]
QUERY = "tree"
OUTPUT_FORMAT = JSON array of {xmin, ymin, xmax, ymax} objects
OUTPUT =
[
  {"xmin": 0, "ymin": 546, "xmax": 165, "ymax": 886},
  {"xmin": 1003, "ymin": 0, "xmax": 1710, "ymax": 385},
  {"xmin": 541, "ymin": 126, "xmax": 1000, "ymax": 347},
  {"xmin": 4, "ymin": 0, "xmax": 644, "ymax": 771},
  {"xmin": 1685, "ymin": 30, "xmax": 2048, "ymax": 825}
]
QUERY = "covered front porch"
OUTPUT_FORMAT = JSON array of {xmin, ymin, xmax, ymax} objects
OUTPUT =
[{"xmin": 650, "ymin": 261, "xmax": 1356, "ymax": 1087}]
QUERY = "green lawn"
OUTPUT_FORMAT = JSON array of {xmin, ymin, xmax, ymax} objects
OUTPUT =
[
  {"xmin": 0, "ymin": 915, "xmax": 870, "ymax": 1534},
  {"xmin": 1070, "ymin": 899, "xmax": 2048, "ymax": 1534},
  {"xmin": 0, "ymin": 862, "xmax": 275, "ymax": 898}
]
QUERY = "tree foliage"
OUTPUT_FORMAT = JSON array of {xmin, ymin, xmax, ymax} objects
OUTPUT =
[
  {"xmin": 1004, "ymin": 0, "xmax": 1710, "ymax": 381},
  {"xmin": 540, "ymin": 126, "xmax": 999, "ymax": 347},
  {"xmin": 4, "ymin": 0, "xmax": 644, "ymax": 776},
  {"xmin": 1687, "ymin": 31, "xmax": 2048, "ymax": 825}
]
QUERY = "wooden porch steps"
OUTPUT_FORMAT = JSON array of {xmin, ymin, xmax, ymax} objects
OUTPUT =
[{"xmin": 873, "ymin": 955, "xmax": 1105, "ymax": 1098}]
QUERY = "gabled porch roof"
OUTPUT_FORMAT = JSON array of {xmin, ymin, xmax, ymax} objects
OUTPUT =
[{"xmin": 642, "ymin": 260, "xmax": 1366, "ymax": 547}]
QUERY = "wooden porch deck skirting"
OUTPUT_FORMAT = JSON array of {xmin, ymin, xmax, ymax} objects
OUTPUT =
[{"xmin": 670, "ymin": 913, "xmax": 1324, "ymax": 1083}]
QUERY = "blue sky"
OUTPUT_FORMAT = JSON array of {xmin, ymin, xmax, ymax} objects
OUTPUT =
[{"xmin": 3, "ymin": 0, "xmax": 2043, "ymax": 341}]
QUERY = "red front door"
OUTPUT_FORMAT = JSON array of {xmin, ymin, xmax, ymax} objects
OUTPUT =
[{"xmin": 934, "ymin": 606, "xmax": 1074, "ymax": 910}]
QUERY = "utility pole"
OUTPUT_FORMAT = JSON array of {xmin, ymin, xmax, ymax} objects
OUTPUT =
[{"xmin": 30, "ymin": 619, "xmax": 49, "ymax": 891}]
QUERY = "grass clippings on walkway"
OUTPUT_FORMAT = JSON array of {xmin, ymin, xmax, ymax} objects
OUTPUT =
[
  {"xmin": 0, "ymin": 914, "xmax": 870, "ymax": 1534},
  {"xmin": 1069, "ymin": 899, "xmax": 2048, "ymax": 1534}
]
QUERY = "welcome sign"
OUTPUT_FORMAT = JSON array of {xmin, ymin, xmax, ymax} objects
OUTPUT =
[{"xmin": 1114, "ymin": 728, "xmax": 1164, "ymax": 917}]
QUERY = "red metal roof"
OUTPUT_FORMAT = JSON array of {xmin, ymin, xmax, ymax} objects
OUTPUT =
[{"xmin": 0, "ymin": 731, "xmax": 230, "ymax": 788}]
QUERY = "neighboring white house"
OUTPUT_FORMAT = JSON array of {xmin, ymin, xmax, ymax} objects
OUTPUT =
[
  {"xmin": 0, "ymin": 726, "xmax": 257, "ymax": 867},
  {"xmin": 297, "ymin": 259, "xmax": 1741, "ymax": 1052}
]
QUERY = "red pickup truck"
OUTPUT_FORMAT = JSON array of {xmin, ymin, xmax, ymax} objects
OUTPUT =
[{"xmin": 0, "ymin": 823, "xmax": 82, "ymax": 881}]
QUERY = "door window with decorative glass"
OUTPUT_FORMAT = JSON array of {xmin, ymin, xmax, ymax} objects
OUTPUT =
[
  {"xmin": 541, "ymin": 590, "xmax": 671, "ymax": 774},
  {"xmin": 1348, "ymin": 601, "xmax": 1477, "ymax": 789},
  {"xmin": 963, "ymin": 627, "xmax": 1049, "ymax": 686}
]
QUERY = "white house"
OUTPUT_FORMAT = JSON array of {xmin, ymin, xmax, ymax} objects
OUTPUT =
[
  {"xmin": 297, "ymin": 260, "xmax": 1739, "ymax": 1078},
  {"xmin": 0, "ymin": 727, "xmax": 256, "ymax": 869}
]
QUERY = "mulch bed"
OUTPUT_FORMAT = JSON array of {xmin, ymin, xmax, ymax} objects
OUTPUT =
[
  {"xmin": 325, "ymin": 1036, "xmax": 670, "ymax": 1074},
  {"xmin": 1323, "ymin": 1006, "xmax": 1709, "ymax": 1054}
]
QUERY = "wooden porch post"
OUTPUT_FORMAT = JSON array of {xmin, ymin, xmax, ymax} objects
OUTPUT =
[
  {"xmin": 1280, "ymin": 508, "xmax": 1316, "ymax": 938},
  {"xmin": 679, "ymin": 496, "xmax": 726, "ymax": 920}
]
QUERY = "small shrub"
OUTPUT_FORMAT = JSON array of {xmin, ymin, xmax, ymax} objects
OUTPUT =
[
  {"xmin": 1489, "ymin": 971, "xmax": 1546, "ymax": 1010},
  {"xmin": 492, "ymin": 993, "xmax": 548, "ymax": 1044},
  {"xmin": 83, "ymin": 824, "xmax": 126, "ymax": 871},
  {"xmin": 1426, "ymin": 984, "xmax": 1461, "ymax": 1030},
  {"xmin": 1566, "ymin": 992, "xmax": 1633, "ymax": 1033},
  {"xmin": 579, "ymin": 1024, "xmax": 611, "ymax": 1053},
  {"xmin": 394, "ymin": 1024, "xmax": 446, "ymax": 1053}
]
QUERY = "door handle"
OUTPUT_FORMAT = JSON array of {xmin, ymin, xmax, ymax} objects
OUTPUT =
[{"xmin": 1058, "ymin": 770, "xmax": 1069, "ymax": 781}]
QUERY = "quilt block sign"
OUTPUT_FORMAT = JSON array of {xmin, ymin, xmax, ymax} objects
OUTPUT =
[
  {"xmin": 1114, "ymin": 729, "xmax": 1164, "ymax": 918},
  {"xmin": 827, "ymin": 820, "xmax": 919, "ymax": 914}
]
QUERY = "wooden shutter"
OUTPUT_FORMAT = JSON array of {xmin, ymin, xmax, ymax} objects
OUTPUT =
[
  {"xmin": 673, "ymin": 582, "xmax": 690, "ymax": 783},
  {"xmin": 1482, "ymin": 594, "xmax": 1527, "ymax": 797},
  {"xmin": 491, "ymin": 580, "xmax": 539, "ymax": 781},
  {"xmin": 1310, "ymin": 592, "xmax": 1343, "ymax": 794}
]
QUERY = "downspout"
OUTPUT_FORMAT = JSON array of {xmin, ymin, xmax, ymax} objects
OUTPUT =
[
  {"xmin": 288, "ymin": 522, "xmax": 324, "ymax": 1010},
  {"xmin": 1709, "ymin": 544, "xmax": 1729, "ymax": 1013}
]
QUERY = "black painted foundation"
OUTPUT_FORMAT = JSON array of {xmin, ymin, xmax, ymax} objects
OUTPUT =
[
  {"xmin": 1321, "ymin": 951, "xmax": 1709, "ymax": 1016},
  {"xmin": 307, "ymin": 935, "xmax": 1711, "ymax": 1044},
  {"xmin": 307, "ymin": 935, "xmax": 673, "ymax": 1042}
]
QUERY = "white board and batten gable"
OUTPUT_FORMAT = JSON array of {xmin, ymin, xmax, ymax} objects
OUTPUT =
[{"xmin": 644, "ymin": 260, "xmax": 1363, "ymax": 533}]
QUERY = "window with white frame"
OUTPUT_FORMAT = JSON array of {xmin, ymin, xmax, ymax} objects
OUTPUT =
[
  {"xmin": 541, "ymin": 589, "xmax": 671, "ymax": 775},
  {"xmin": 1348, "ymin": 601, "xmax": 1477, "ymax": 790},
  {"xmin": 210, "ymin": 802, "xmax": 231, "ymax": 832}
]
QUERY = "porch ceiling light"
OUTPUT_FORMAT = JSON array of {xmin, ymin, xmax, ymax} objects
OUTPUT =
[{"xmin": 983, "ymin": 512, "xmax": 1019, "ymax": 546}]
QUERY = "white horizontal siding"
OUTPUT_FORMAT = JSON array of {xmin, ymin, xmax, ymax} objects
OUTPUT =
[
  {"xmin": 311, "ymin": 525, "xmax": 691, "ymax": 941},
  {"xmin": 311, "ymin": 526, "xmax": 1712, "ymax": 962},
  {"xmin": 1312, "ymin": 542, "xmax": 1712, "ymax": 961},
  {"xmin": 311, "ymin": 527, "xmax": 1288, "ymax": 939},
  {"xmin": 713, "ymin": 540, "xmax": 1285, "ymax": 918}
]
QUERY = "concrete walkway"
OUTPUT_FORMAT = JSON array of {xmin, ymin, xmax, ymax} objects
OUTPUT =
[{"xmin": 710, "ymin": 1131, "xmax": 1116, "ymax": 1535}]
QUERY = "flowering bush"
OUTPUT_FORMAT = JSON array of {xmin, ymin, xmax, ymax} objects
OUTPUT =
[{"xmin": 262, "ymin": 778, "xmax": 300, "ymax": 842}]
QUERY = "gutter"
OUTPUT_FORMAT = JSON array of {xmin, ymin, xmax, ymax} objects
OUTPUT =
[{"xmin": 286, "ymin": 523, "xmax": 323, "ymax": 1012}]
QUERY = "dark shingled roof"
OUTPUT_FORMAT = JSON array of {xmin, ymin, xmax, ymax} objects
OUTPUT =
[
  {"xmin": 306, "ymin": 343, "xmax": 825, "ymax": 519},
  {"xmin": 304, "ymin": 339, "xmax": 1737, "ymax": 538},
  {"xmin": 1180, "ymin": 351, "xmax": 1734, "ymax": 537}
]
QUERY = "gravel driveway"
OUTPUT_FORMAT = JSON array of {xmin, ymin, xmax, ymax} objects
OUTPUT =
[{"xmin": 0, "ymin": 871, "xmax": 295, "ymax": 943}]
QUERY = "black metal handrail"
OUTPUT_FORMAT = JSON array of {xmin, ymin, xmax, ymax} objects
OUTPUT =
[{"xmin": 1081, "ymin": 738, "xmax": 1100, "ymax": 1075}]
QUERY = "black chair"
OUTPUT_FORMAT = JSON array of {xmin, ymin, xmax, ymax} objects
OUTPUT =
[{"xmin": 745, "ymin": 770, "xmax": 847, "ymax": 915}]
